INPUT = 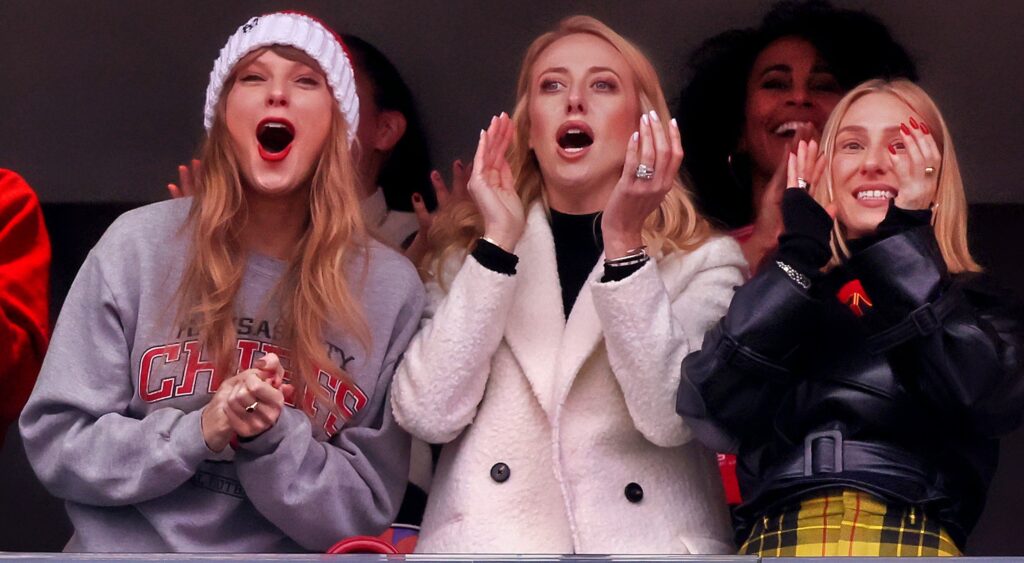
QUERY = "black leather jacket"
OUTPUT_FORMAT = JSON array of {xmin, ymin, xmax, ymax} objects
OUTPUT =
[{"xmin": 677, "ymin": 226, "xmax": 1024, "ymax": 549}]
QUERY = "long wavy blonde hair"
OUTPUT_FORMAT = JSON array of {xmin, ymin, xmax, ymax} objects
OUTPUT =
[
  {"xmin": 176, "ymin": 46, "xmax": 370, "ymax": 414},
  {"xmin": 425, "ymin": 15, "xmax": 712, "ymax": 282},
  {"xmin": 814, "ymin": 79, "xmax": 980, "ymax": 273}
]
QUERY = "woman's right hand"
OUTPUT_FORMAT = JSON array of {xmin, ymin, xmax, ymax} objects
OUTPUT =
[
  {"xmin": 743, "ymin": 124, "xmax": 819, "ymax": 272},
  {"xmin": 468, "ymin": 112, "xmax": 524, "ymax": 252},
  {"xmin": 168, "ymin": 159, "xmax": 201, "ymax": 199}
]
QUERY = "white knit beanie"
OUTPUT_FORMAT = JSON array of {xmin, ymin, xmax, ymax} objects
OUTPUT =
[{"xmin": 203, "ymin": 11, "xmax": 359, "ymax": 144}]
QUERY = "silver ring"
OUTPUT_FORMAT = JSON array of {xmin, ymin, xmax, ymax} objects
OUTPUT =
[
  {"xmin": 924, "ymin": 166, "xmax": 936, "ymax": 176},
  {"xmin": 635, "ymin": 163, "xmax": 655, "ymax": 180},
  {"xmin": 244, "ymin": 401, "xmax": 259, "ymax": 414},
  {"xmin": 796, "ymin": 177, "xmax": 809, "ymax": 190}
]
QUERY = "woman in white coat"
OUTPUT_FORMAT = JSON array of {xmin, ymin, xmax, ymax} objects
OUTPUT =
[{"xmin": 392, "ymin": 15, "xmax": 745, "ymax": 554}]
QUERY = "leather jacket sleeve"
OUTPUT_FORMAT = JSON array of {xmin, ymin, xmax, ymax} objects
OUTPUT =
[
  {"xmin": 848, "ymin": 226, "xmax": 1024, "ymax": 437},
  {"xmin": 676, "ymin": 261, "xmax": 824, "ymax": 452},
  {"xmin": 677, "ymin": 224, "xmax": 1024, "ymax": 451}
]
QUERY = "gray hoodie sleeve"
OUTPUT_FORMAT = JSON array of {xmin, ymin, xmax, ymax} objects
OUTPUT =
[
  {"xmin": 233, "ymin": 274, "xmax": 424, "ymax": 551},
  {"xmin": 19, "ymin": 251, "xmax": 212, "ymax": 506}
]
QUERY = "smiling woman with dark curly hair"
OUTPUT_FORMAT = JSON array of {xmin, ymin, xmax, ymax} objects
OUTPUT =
[{"xmin": 676, "ymin": 0, "xmax": 917, "ymax": 273}]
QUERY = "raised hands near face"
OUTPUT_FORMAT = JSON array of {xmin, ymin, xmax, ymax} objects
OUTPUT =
[
  {"xmin": 744, "ymin": 123, "xmax": 823, "ymax": 271},
  {"xmin": 468, "ymin": 112, "xmax": 524, "ymax": 252},
  {"xmin": 786, "ymin": 139, "xmax": 827, "ymax": 195},
  {"xmin": 776, "ymin": 139, "xmax": 836, "ymax": 274},
  {"xmin": 601, "ymin": 110, "xmax": 683, "ymax": 259},
  {"xmin": 889, "ymin": 116, "xmax": 940, "ymax": 210},
  {"xmin": 831, "ymin": 92, "xmax": 940, "ymax": 239},
  {"xmin": 405, "ymin": 159, "xmax": 474, "ymax": 265}
]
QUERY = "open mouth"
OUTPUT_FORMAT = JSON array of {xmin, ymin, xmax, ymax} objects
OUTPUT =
[
  {"xmin": 256, "ymin": 118, "xmax": 295, "ymax": 161},
  {"xmin": 556, "ymin": 122, "xmax": 594, "ymax": 155},
  {"xmin": 772, "ymin": 120, "xmax": 815, "ymax": 138}
]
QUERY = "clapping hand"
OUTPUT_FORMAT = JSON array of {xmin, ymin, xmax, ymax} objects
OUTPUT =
[
  {"xmin": 467, "ymin": 112, "xmax": 524, "ymax": 252},
  {"xmin": 222, "ymin": 353, "xmax": 292, "ymax": 440},
  {"xmin": 786, "ymin": 139, "xmax": 827, "ymax": 195},
  {"xmin": 201, "ymin": 353, "xmax": 294, "ymax": 451},
  {"xmin": 744, "ymin": 124, "xmax": 820, "ymax": 272},
  {"xmin": 601, "ymin": 110, "xmax": 683, "ymax": 258}
]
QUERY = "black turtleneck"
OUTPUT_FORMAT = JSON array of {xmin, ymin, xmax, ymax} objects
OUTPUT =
[
  {"xmin": 469, "ymin": 209, "xmax": 648, "ymax": 319},
  {"xmin": 550, "ymin": 209, "xmax": 604, "ymax": 318}
]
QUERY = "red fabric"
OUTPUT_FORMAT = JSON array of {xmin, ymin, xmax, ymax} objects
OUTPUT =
[
  {"xmin": 717, "ymin": 452, "xmax": 742, "ymax": 505},
  {"xmin": 720, "ymin": 224, "xmax": 753, "ymax": 506},
  {"xmin": 0, "ymin": 170, "xmax": 50, "ymax": 448},
  {"xmin": 837, "ymin": 279, "xmax": 874, "ymax": 317}
]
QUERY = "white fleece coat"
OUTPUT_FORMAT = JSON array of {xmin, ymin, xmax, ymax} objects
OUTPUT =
[{"xmin": 392, "ymin": 203, "xmax": 746, "ymax": 554}]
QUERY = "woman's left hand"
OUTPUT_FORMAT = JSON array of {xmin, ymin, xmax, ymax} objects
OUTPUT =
[
  {"xmin": 223, "ymin": 353, "xmax": 294, "ymax": 439},
  {"xmin": 405, "ymin": 159, "xmax": 473, "ymax": 265},
  {"xmin": 889, "ymin": 117, "xmax": 940, "ymax": 210},
  {"xmin": 167, "ymin": 159, "xmax": 201, "ymax": 199},
  {"xmin": 602, "ymin": 110, "xmax": 683, "ymax": 258}
]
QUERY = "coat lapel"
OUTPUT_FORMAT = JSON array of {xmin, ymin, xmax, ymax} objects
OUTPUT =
[
  {"xmin": 552, "ymin": 256, "xmax": 606, "ymax": 414},
  {"xmin": 504, "ymin": 203, "xmax": 565, "ymax": 417}
]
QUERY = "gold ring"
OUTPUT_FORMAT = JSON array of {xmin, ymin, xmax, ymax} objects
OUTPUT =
[
  {"xmin": 244, "ymin": 401, "xmax": 259, "ymax": 414},
  {"xmin": 924, "ymin": 166, "xmax": 936, "ymax": 175}
]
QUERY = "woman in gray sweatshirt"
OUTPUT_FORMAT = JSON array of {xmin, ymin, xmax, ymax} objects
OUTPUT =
[{"xmin": 19, "ymin": 12, "xmax": 424, "ymax": 553}]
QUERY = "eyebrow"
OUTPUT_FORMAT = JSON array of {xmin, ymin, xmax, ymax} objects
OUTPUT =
[
  {"xmin": 538, "ymin": 66, "xmax": 622, "ymax": 77},
  {"xmin": 837, "ymin": 124, "xmax": 902, "ymax": 134},
  {"xmin": 759, "ymin": 63, "xmax": 834, "ymax": 76},
  {"xmin": 760, "ymin": 64, "xmax": 792, "ymax": 76}
]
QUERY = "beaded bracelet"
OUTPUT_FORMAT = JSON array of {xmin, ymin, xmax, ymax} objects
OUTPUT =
[{"xmin": 775, "ymin": 260, "xmax": 811, "ymax": 289}]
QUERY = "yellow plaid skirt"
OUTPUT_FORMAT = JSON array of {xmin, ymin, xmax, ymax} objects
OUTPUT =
[{"xmin": 738, "ymin": 488, "xmax": 961, "ymax": 557}]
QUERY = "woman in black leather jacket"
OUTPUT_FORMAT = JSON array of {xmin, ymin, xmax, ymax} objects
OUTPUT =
[{"xmin": 677, "ymin": 79, "xmax": 1024, "ymax": 556}]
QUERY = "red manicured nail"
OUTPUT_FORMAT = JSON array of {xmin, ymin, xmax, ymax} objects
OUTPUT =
[
  {"xmin": 921, "ymin": 122, "xmax": 930, "ymax": 135},
  {"xmin": 431, "ymin": 170, "xmax": 440, "ymax": 179},
  {"xmin": 888, "ymin": 144, "xmax": 897, "ymax": 155},
  {"xmin": 909, "ymin": 116, "xmax": 919, "ymax": 129},
  {"xmin": 412, "ymin": 193, "xmax": 422, "ymax": 203},
  {"xmin": 900, "ymin": 123, "xmax": 911, "ymax": 135}
]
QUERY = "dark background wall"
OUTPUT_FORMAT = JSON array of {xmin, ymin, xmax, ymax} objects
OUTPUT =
[
  {"xmin": 1, "ymin": 0, "xmax": 1023, "ymax": 556},
  {"xmin": 1, "ymin": 0, "xmax": 1022, "ymax": 204}
]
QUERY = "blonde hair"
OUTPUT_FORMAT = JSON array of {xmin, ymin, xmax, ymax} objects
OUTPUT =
[
  {"xmin": 176, "ymin": 46, "xmax": 370, "ymax": 415},
  {"xmin": 813, "ymin": 78, "xmax": 980, "ymax": 273},
  {"xmin": 425, "ymin": 15, "xmax": 712, "ymax": 282}
]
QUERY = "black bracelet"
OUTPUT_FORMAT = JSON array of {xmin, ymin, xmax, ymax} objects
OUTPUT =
[{"xmin": 472, "ymin": 237, "xmax": 518, "ymax": 275}]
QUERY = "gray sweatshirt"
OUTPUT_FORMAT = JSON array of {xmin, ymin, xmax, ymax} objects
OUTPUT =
[{"xmin": 19, "ymin": 198, "xmax": 425, "ymax": 552}]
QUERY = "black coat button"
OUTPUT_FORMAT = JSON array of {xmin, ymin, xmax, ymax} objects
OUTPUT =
[
  {"xmin": 625, "ymin": 482, "xmax": 644, "ymax": 503},
  {"xmin": 490, "ymin": 462, "xmax": 510, "ymax": 483}
]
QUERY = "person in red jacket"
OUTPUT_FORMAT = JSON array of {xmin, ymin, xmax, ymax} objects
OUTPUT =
[{"xmin": 0, "ymin": 169, "xmax": 50, "ymax": 449}]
